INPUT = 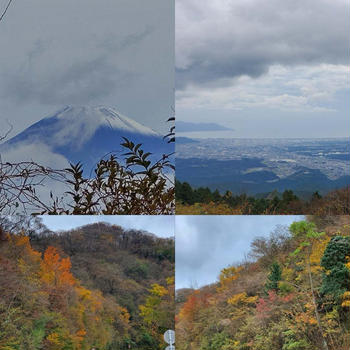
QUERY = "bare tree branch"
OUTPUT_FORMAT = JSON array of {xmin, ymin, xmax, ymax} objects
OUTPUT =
[
  {"xmin": 0, "ymin": 121, "xmax": 13, "ymax": 142},
  {"xmin": 0, "ymin": 0, "xmax": 14, "ymax": 23}
]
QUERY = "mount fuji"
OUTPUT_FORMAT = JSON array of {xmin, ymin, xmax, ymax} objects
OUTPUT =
[{"xmin": 1, "ymin": 106, "xmax": 173, "ymax": 173}]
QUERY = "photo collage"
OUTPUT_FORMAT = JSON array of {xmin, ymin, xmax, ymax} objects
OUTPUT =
[{"xmin": 0, "ymin": 0, "xmax": 349, "ymax": 349}]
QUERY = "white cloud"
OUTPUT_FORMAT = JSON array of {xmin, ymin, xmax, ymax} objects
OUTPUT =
[
  {"xmin": 0, "ymin": 142, "xmax": 70, "ymax": 169},
  {"xmin": 176, "ymin": 64, "xmax": 349, "ymax": 112}
]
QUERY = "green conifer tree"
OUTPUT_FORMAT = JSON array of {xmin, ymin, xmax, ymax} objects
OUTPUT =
[{"xmin": 265, "ymin": 262, "xmax": 282, "ymax": 292}]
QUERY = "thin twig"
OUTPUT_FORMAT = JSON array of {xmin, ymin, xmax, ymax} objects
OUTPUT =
[{"xmin": 0, "ymin": 0, "xmax": 14, "ymax": 23}]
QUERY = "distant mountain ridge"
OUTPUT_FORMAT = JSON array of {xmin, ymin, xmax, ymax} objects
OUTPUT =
[
  {"xmin": 1, "ymin": 106, "xmax": 173, "ymax": 172},
  {"xmin": 177, "ymin": 120, "xmax": 233, "ymax": 132},
  {"xmin": 177, "ymin": 136, "xmax": 199, "ymax": 144}
]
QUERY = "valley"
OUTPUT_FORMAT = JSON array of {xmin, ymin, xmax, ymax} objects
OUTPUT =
[{"xmin": 176, "ymin": 138, "xmax": 350, "ymax": 196}]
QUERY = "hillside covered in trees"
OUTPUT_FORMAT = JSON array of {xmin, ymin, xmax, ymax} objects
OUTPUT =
[
  {"xmin": 176, "ymin": 181, "xmax": 350, "ymax": 215},
  {"xmin": 176, "ymin": 216, "xmax": 350, "ymax": 350},
  {"xmin": 0, "ymin": 220, "xmax": 174, "ymax": 350}
]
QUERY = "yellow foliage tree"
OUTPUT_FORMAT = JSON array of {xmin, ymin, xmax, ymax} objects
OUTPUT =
[
  {"xmin": 217, "ymin": 266, "xmax": 242, "ymax": 291},
  {"xmin": 227, "ymin": 292, "xmax": 258, "ymax": 305}
]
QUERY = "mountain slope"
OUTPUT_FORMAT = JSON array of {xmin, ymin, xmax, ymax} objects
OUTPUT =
[
  {"xmin": 1, "ymin": 106, "xmax": 172, "ymax": 172},
  {"xmin": 31, "ymin": 222, "xmax": 175, "ymax": 322},
  {"xmin": 176, "ymin": 217, "xmax": 350, "ymax": 350},
  {"xmin": 0, "ymin": 221, "xmax": 174, "ymax": 350}
]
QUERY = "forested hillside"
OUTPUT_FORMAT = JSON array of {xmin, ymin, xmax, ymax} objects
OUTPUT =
[
  {"xmin": 176, "ymin": 216, "xmax": 350, "ymax": 350},
  {"xmin": 0, "ymin": 221, "xmax": 174, "ymax": 350},
  {"xmin": 176, "ymin": 181, "xmax": 350, "ymax": 215}
]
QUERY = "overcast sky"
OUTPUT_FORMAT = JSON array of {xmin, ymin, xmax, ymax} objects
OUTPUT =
[
  {"xmin": 0, "ymin": 0, "xmax": 173, "ymax": 136},
  {"xmin": 175, "ymin": 215, "xmax": 304, "ymax": 289},
  {"xmin": 40, "ymin": 215, "xmax": 174, "ymax": 238},
  {"xmin": 176, "ymin": 0, "xmax": 350, "ymax": 138}
]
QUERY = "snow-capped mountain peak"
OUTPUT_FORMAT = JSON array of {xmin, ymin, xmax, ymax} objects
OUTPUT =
[
  {"xmin": 1, "ymin": 105, "xmax": 172, "ymax": 173},
  {"xmin": 4, "ymin": 105, "xmax": 162, "ymax": 150},
  {"xmin": 50, "ymin": 105, "xmax": 160, "ymax": 137}
]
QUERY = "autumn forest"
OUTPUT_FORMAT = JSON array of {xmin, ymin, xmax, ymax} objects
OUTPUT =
[
  {"xmin": 176, "ymin": 216, "xmax": 350, "ymax": 350},
  {"xmin": 1, "ymin": 216, "xmax": 349, "ymax": 350},
  {"xmin": 0, "ymin": 219, "xmax": 174, "ymax": 350}
]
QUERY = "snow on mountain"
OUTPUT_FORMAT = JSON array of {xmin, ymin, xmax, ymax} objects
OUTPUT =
[
  {"xmin": 4, "ymin": 106, "xmax": 160, "ymax": 147},
  {"xmin": 1, "ymin": 106, "xmax": 173, "ymax": 173}
]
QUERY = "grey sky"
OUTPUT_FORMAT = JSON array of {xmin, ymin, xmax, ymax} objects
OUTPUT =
[
  {"xmin": 0, "ymin": 0, "xmax": 174, "ymax": 136},
  {"xmin": 40, "ymin": 215, "xmax": 174, "ymax": 238},
  {"xmin": 175, "ymin": 215, "xmax": 304, "ymax": 289},
  {"xmin": 176, "ymin": 0, "xmax": 350, "ymax": 138}
]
